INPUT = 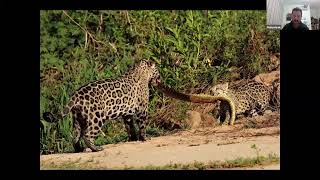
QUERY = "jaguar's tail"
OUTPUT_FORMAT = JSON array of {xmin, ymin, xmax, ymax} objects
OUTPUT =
[
  {"xmin": 154, "ymin": 82, "xmax": 236, "ymax": 125},
  {"xmin": 42, "ymin": 101, "xmax": 74, "ymax": 122}
]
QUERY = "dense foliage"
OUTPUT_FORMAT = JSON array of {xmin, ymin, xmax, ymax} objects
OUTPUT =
[{"xmin": 40, "ymin": 10, "xmax": 279, "ymax": 154}]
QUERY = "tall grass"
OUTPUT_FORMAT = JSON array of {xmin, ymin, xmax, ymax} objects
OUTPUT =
[{"xmin": 40, "ymin": 10, "xmax": 280, "ymax": 154}]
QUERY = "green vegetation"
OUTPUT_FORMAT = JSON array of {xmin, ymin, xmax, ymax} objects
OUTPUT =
[
  {"xmin": 135, "ymin": 153, "xmax": 279, "ymax": 170},
  {"xmin": 40, "ymin": 10, "xmax": 279, "ymax": 154}
]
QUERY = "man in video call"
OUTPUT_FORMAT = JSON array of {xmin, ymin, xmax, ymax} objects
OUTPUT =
[{"xmin": 282, "ymin": 7, "xmax": 309, "ymax": 31}]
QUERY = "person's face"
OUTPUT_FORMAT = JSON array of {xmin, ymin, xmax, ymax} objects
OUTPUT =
[{"xmin": 291, "ymin": 10, "xmax": 302, "ymax": 28}]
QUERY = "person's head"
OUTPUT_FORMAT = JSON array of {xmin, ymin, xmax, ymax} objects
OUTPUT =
[{"xmin": 291, "ymin": 7, "xmax": 302, "ymax": 29}]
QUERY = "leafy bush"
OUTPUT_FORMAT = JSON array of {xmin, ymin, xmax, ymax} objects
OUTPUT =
[{"xmin": 40, "ymin": 10, "xmax": 279, "ymax": 154}]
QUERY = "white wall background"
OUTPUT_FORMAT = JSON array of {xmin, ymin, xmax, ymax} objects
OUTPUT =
[
  {"xmin": 309, "ymin": 0, "xmax": 320, "ymax": 19},
  {"xmin": 311, "ymin": 8, "xmax": 320, "ymax": 18},
  {"xmin": 267, "ymin": 0, "xmax": 284, "ymax": 28}
]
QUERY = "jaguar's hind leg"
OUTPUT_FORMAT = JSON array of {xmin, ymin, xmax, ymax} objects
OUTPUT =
[
  {"xmin": 248, "ymin": 109, "xmax": 258, "ymax": 117},
  {"xmin": 73, "ymin": 120, "xmax": 85, "ymax": 153},
  {"xmin": 123, "ymin": 115, "xmax": 138, "ymax": 141},
  {"xmin": 73, "ymin": 106, "xmax": 103, "ymax": 152},
  {"xmin": 83, "ymin": 134, "xmax": 103, "ymax": 152},
  {"xmin": 251, "ymin": 103, "xmax": 266, "ymax": 116},
  {"xmin": 136, "ymin": 111, "xmax": 148, "ymax": 141},
  {"xmin": 83, "ymin": 124, "xmax": 103, "ymax": 152},
  {"xmin": 219, "ymin": 101, "xmax": 231, "ymax": 125},
  {"xmin": 220, "ymin": 110, "xmax": 231, "ymax": 125}
]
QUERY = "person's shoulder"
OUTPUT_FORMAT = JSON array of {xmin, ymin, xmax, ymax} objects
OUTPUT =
[
  {"xmin": 301, "ymin": 23, "xmax": 309, "ymax": 30},
  {"xmin": 282, "ymin": 23, "xmax": 291, "ymax": 30}
]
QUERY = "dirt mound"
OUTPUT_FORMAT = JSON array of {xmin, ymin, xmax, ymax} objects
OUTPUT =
[{"xmin": 253, "ymin": 70, "xmax": 280, "ymax": 86}]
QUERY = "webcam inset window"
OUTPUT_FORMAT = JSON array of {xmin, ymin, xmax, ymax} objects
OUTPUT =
[{"xmin": 267, "ymin": 0, "xmax": 320, "ymax": 30}]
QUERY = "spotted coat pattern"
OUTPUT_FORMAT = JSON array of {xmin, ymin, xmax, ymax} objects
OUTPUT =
[{"xmin": 44, "ymin": 60, "xmax": 160, "ymax": 152}]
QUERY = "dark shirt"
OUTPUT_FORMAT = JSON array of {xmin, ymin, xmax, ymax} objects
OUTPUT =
[{"xmin": 282, "ymin": 21, "xmax": 309, "ymax": 31}]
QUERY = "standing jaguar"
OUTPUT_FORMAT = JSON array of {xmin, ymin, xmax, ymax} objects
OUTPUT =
[{"xmin": 43, "ymin": 60, "xmax": 160, "ymax": 152}]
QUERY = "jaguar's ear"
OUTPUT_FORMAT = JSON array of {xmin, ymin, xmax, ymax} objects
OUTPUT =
[
  {"xmin": 145, "ymin": 60, "xmax": 155, "ymax": 67},
  {"xmin": 212, "ymin": 83, "xmax": 228, "ymax": 91},
  {"xmin": 221, "ymin": 83, "xmax": 229, "ymax": 90}
]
